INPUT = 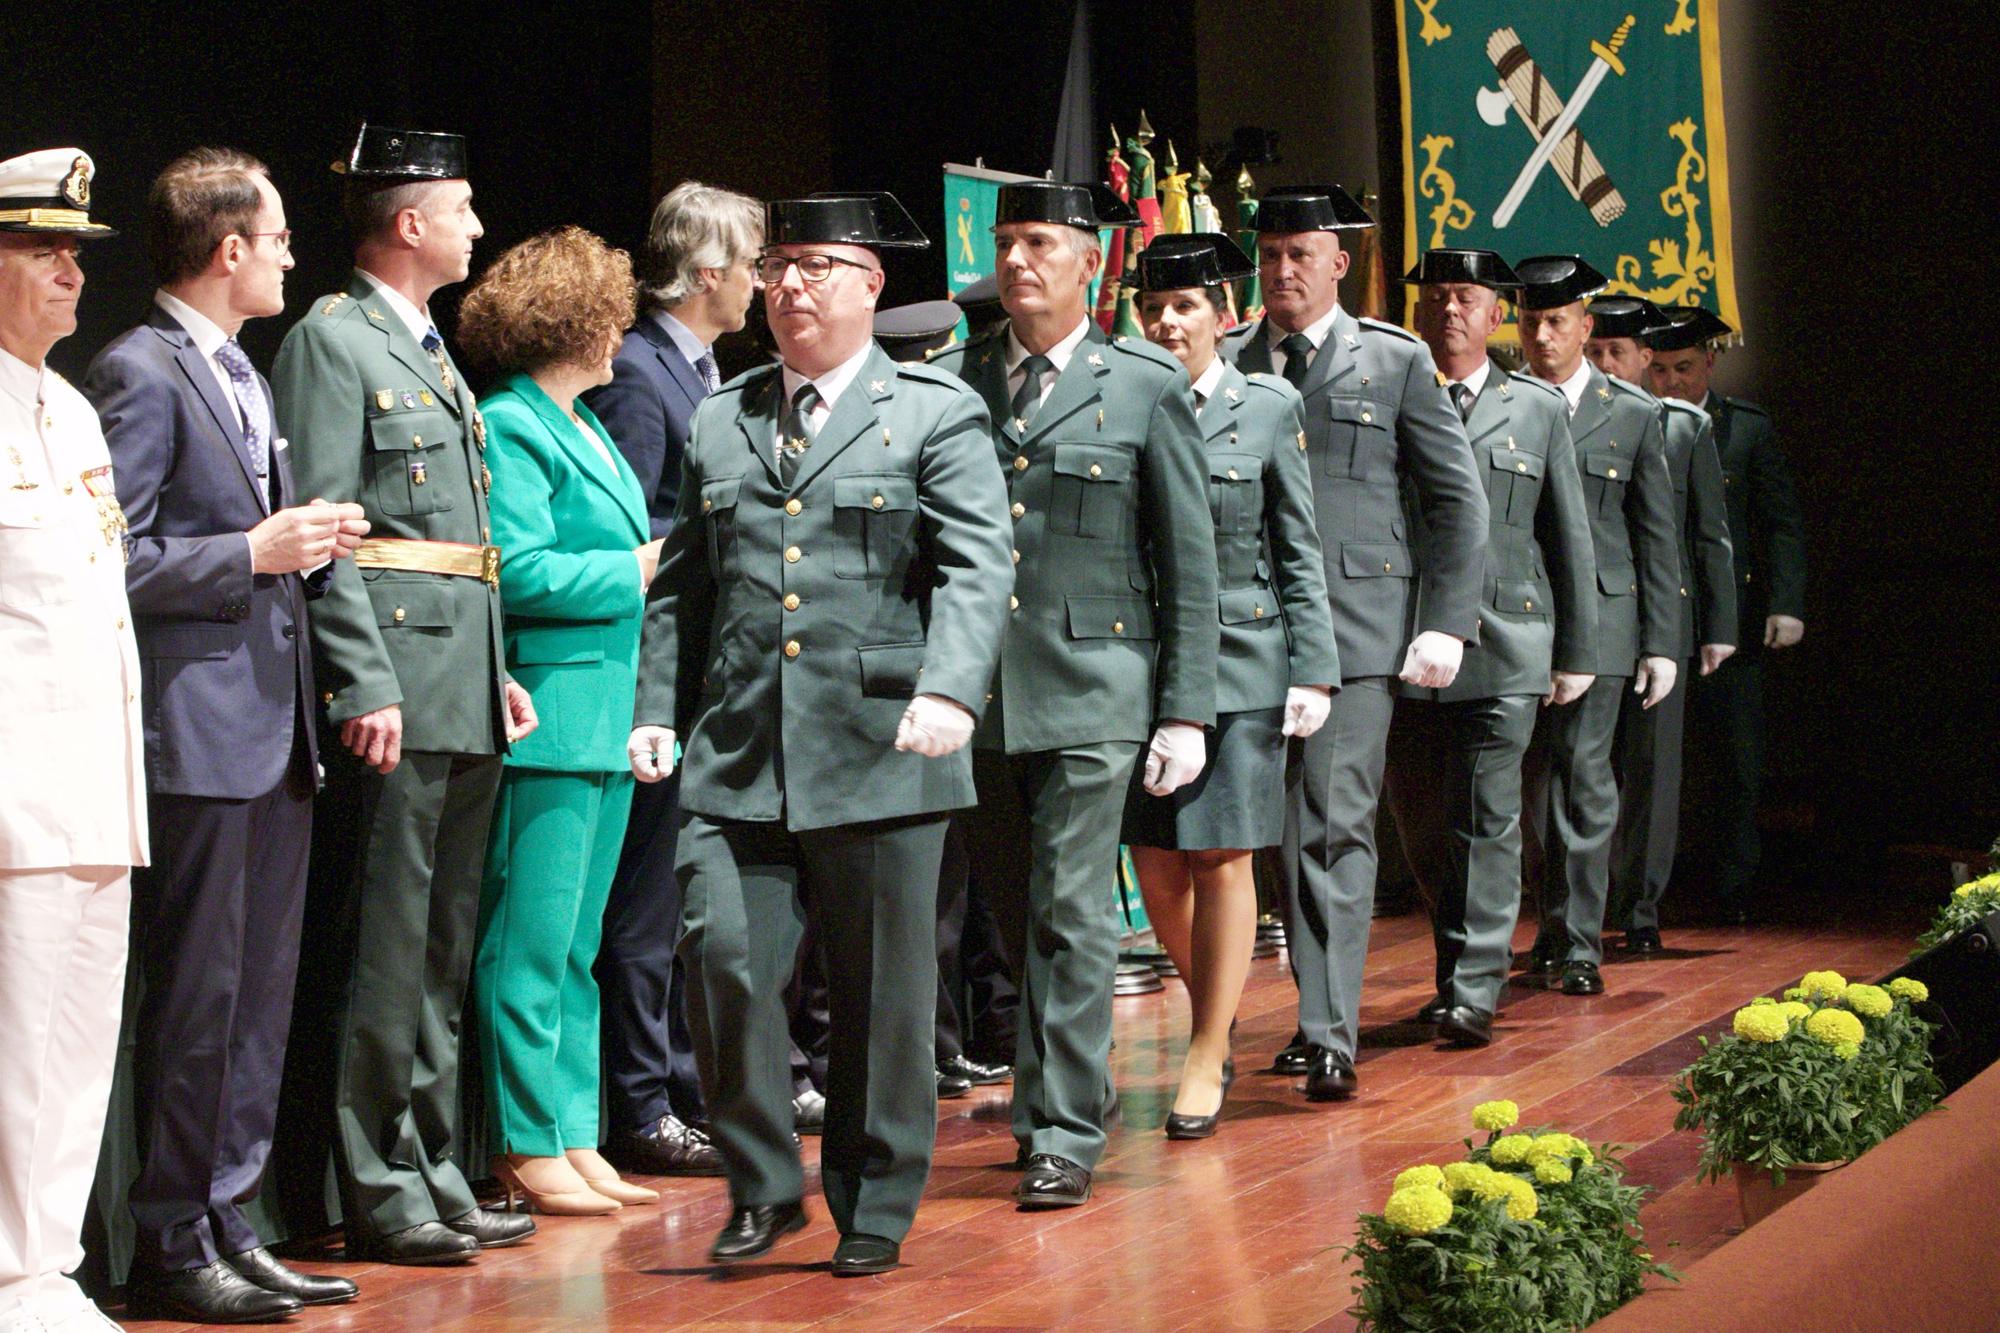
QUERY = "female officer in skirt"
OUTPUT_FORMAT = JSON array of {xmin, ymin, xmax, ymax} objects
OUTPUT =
[{"xmin": 1124, "ymin": 234, "xmax": 1338, "ymax": 1139}]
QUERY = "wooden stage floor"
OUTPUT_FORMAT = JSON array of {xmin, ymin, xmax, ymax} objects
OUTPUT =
[{"xmin": 118, "ymin": 907, "xmax": 1921, "ymax": 1333}]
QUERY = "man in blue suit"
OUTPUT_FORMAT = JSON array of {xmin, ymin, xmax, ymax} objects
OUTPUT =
[
  {"xmin": 585, "ymin": 182, "xmax": 762, "ymax": 1175},
  {"xmin": 82, "ymin": 149, "xmax": 366, "ymax": 1323}
]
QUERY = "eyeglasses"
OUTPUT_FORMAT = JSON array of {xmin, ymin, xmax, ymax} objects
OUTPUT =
[
  {"xmin": 754, "ymin": 252, "xmax": 872, "ymax": 285},
  {"xmin": 245, "ymin": 229, "xmax": 293, "ymax": 254}
]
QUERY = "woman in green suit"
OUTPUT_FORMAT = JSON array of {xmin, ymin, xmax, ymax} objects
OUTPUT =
[
  {"xmin": 458, "ymin": 228, "xmax": 662, "ymax": 1213},
  {"xmin": 1123, "ymin": 236, "xmax": 1339, "ymax": 1139}
]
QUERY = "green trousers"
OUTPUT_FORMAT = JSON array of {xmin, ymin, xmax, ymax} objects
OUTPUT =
[
  {"xmin": 677, "ymin": 811, "xmax": 946, "ymax": 1243},
  {"xmin": 475, "ymin": 768, "xmax": 635, "ymax": 1156}
]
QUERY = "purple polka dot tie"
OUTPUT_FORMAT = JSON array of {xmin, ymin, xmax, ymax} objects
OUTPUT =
[{"xmin": 213, "ymin": 338, "xmax": 270, "ymax": 479}]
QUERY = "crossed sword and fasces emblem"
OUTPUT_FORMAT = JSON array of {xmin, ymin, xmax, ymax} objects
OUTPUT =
[{"xmin": 1478, "ymin": 14, "xmax": 1636, "ymax": 228}]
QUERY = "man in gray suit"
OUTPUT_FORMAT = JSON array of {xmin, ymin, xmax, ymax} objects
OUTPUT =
[
  {"xmin": 1386, "ymin": 250, "xmax": 1596, "ymax": 1048},
  {"xmin": 1221, "ymin": 190, "xmax": 1488, "ymax": 1098}
]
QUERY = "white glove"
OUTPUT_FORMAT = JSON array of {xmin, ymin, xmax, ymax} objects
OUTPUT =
[
  {"xmin": 628, "ymin": 725, "xmax": 677, "ymax": 781},
  {"xmin": 1281, "ymin": 685, "xmax": 1333, "ymax": 739},
  {"xmin": 1634, "ymin": 656, "xmax": 1679, "ymax": 710},
  {"xmin": 895, "ymin": 693, "xmax": 975, "ymax": 757},
  {"xmin": 1398, "ymin": 630, "xmax": 1465, "ymax": 689},
  {"xmin": 1142, "ymin": 721, "xmax": 1208, "ymax": 797}
]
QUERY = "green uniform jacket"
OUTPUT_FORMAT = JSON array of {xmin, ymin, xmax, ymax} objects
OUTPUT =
[
  {"xmin": 1405, "ymin": 367, "xmax": 1597, "ymax": 702},
  {"xmin": 929, "ymin": 322, "xmax": 1219, "ymax": 750},
  {"xmin": 634, "ymin": 344, "xmax": 1013, "ymax": 832},
  {"xmin": 1198, "ymin": 362, "xmax": 1338, "ymax": 710},
  {"xmin": 482, "ymin": 374, "xmax": 648, "ymax": 772},
  {"xmin": 1659, "ymin": 396, "xmax": 1738, "ymax": 656},
  {"xmin": 1704, "ymin": 392, "xmax": 1805, "ymax": 649},
  {"xmin": 272, "ymin": 271, "xmax": 508, "ymax": 753},
  {"xmin": 1222, "ymin": 308, "xmax": 1489, "ymax": 679},
  {"xmin": 1566, "ymin": 367, "xmax": 1681, "ymax": 676}
]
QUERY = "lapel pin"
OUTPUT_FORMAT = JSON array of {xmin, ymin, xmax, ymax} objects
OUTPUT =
[
  {"xmin": 1224, "ymin": 387, "xmax": 1240, "ymax": 402},
  {"xmin": 869, "ymin": 379, "xmax": 886, "ymax": 394},
  {"xmin": 375, "ymin": 389, "xmax": 393, "ymax": 411},
  {"xmin": 882, "ymin": 427, "xmax": 892, "ymax": 447},
  {"xmin": 1096, "ymin": 408, "xmax": 1104, "ymax": 430},
  {"xmin": 1087, "ymin": 351, "xmax": 1105, "ymax": 367},
  {"xmin": 401, "ymin": 390, "xmax": 417, "ymax": 409},
  {"xmin": 420, "ymin": 390, "xmax": 435, "ymax": 407},
  {"xmin": 367, "ymin": 309, "xmax": 385, "ymax": 322},
  {"xmin": 1013, "ymin": 417, "xmax": 1027, "ymax": 434}
]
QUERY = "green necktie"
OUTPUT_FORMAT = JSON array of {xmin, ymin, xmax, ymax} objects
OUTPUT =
[
  {"xmin": 1010, "ymin": 353, "xmax": 1054, "ymax": 431},
  {"xmin": 1279, "ymin": 333, "xmax": 1314, "ymax": 390},
  {"xmin": 780, "ymin": 382, "xmax": 820, "ymax": 487}
]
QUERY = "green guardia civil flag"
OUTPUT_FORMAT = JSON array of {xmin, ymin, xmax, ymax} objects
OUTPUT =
[{"xmin": 1395, "ymin": 0, "xmax": 1739, "ymax": 337}]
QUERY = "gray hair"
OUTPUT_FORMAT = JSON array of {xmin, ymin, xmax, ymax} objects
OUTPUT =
[
  {"xmin": 1065, "ymin": 226, "xmax": 1103, "ymax": 262},
  {"xmin": 640, "ymin": 180, "xmax": 763, "ymax": 311}
]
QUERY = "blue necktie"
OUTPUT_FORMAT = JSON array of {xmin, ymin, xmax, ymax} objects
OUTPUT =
[
  {"xmin": 212, "ymin": 339, "xmax": 270, "ymax": 479},
  {"xmin": 695, "ymin": 350, "xmax": 721, "ymax": 395}
]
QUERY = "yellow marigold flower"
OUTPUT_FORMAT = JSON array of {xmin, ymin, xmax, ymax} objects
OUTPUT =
[
  {"xmin": 1733, "ymin": 1005, "xmax": 1791, "ymax": 1043},
  {"xmin": 1833, "ymin": 1041, "xmax": 1861, "ymax": 1061},
  {"xmin": 1468, "ymin": 1169, "xmax": 1514, "ymax": 1203},
  {"xmin": 1394, "ymin": 1164, "xmax": 1444, "ymax": 1193},
  {"xmin": 1843, "ymin": 984, "xmax": 1892, "ymax": 1018},
  {"xmin": 1799, "ymin": 970, "xmax": 1848, "ymax": 1001},
  {"xmin": 1472, "ymin": 1099, "xmax": 1519, "ymax": 1131},
  {"xmin": 1888, "ymin": 977, "xmax": 1930, "ymax": 1003},
  {"xmin": 1806, "ymin": 1008, "xmax": 1865, "ymax": 1050},
  {"xmin": 1749, "ymin": 995, "xmax": 1777, "ymax": 1006},
  {"xmin": 1384, "ymin": 1185, "xmax": 1454, "ymax": 1235},
  {"xmin": 1775, "ymin": 1001, "xmax": 1813, "ymax": 1025},
  {"xmin": 1499, "ymin": 1174, "xmax": 1539, "ymax": 1220},
  {"xmin": 1784, "ymin": 986, "xmax": 1808, "ymax": 1001},
  {"xmin": 1490, "ymin": 1134, "xmax": 1534, "ymax": 1165},
  {"xmin": 1534, "ymin": 1158, "xmax": 1574, "ymax": 1185},
  {"xmin": 1441, "ymin": 1161, "xmax": 1493, "ymax": 1196}
]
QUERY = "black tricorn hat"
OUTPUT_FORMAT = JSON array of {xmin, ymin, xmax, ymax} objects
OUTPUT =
[
  {"xmin": 993, "ymin": 180, "xmax": 1139, "ymax": 230},
  {"xmin": 1255, "ymin": 185, "xmax": 1374, "ymax": 233},
  {"xmin": 765, "ymin": 192, "xmax": 928, "ymax": 249},
  {"xmin": 1646, "ymin": 305, "xmax": 1733, "ymax": 351},
  {"xmin": 1136, "ymin": 233, "xmax": 1258, "ymax": 292},
  {"xmin": 873, "ymin": 299, "xmax": 961, "ymax": 361},
  {"xmin": 1587, "ymin": 296, "xmax": 1670, "ymax": 340},
  {"xmin": 331, "ymin": 123, "xmax": 468, "ymax": 180},
  {"xmin": 1514, "ymin": 254, "xmax": 1609, "ymax": 311},
  {"xmin": 1402, "ymin": 248, "xmax": 1521, "ymax": 289}
]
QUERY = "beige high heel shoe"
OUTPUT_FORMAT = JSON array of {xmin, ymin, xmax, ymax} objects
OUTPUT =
[
  {"xmin": 566, "ymin": 1147, "xmax": 660, "ymax": 1205},
  {"xmin": 491, "ymin": 1154, "xmax": 621, "ymax": 1215}
]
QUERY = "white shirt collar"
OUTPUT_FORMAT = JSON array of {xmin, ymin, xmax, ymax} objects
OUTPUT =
[
  {"xmin": 354, "ymin": 268, "xmax": 436, "ymax": 344},
  {"xmin": 1190, "ymin": 356, "xmax": 1227, "ymax": 406},
  {"xmin": 0, "ymin": 343, "xmax": 43, "ymax": 409},
  {"xmin": 1453, "ymin": 358, "xmax": 1493, "ymax": 402},
  {"xmin": 653, "ymin": 309, "xmax": 711, "ymax": 365},
  {"xmin": 1555, "ymin": 358, "xmax": 1594, "ymax": 414},
  {"xmin": 1005, "ymin": 316, "xmax": 1093, "ymax": 378},
  {"xmin": 1266, "ymin": 302, "xmax": 1341, "ymax": 354},
  {"xmin": 780, "ymin": 340, "xmax": 874, "ymax": 418},
  {"xmin": 153, "ymin": 289, "xmax": 232, "ymax": 358}
]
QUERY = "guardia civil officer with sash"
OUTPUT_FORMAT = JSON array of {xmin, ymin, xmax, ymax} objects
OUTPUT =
[
  {"xmin": 931, "ymin": 181, "xmax": 1218, "ymax": 1208},
  {"xmin": 1385, "ymin": 249, "xmax": 1596, "ymax": 1049},
  {"xmin": 272, "ymin": 125, "xmax": 538, "ymax": 1265},
  {"xmin": 1221, "ymin": 189, "xmax": 1487, "ymax": 1099},
  {"xmin": 1512, "ymin": 258, "xmax": 1679, "ymax": 996},
  {"xmin": 1583, "ymin": 298, "xmax": 1736, "ymax": 953},
  {"xmin": 626, "ymin": 193, "xmax": 1012, "ymax": 1276}
]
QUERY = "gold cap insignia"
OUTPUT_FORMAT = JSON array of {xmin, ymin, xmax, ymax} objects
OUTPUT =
[{"xmin": 60, "ymin": 156, "xmax": 91, "ymax": 208}]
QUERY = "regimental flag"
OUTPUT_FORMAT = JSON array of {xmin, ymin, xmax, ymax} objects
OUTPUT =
[
  {"xmin": 1349, "ymin": 190, "xmax": 1390, "ymax": 320},
  {"xmin": 1235, "ymin": 165, "xmax": 1264, "ymax": 322},
  {"xmin": 1096, "ymin": 127, "xmax": 1132, "ymax": 332},
  {"xmin": 1395, "ymin": 0, "xmax": 1739, "ymax": 338},
  {"xmin": 1125, "ymin": 113, "xmax": 1164, "ymax": 246},
  {"xmin": 1158, "ymin": 140, "xmax": 1192, "ymax": 236},
  {"xmin": 1190, "ymin": 160, "xmax": 1238, "ymax": 327}
]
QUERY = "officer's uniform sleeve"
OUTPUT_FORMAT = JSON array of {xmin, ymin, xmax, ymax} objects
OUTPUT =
[
  {"xmin": 485, "ymin": 403, "xmax": 647, "ymax": 621},
  {"xmin": 1139, "ymin": 369, "xmax": 1219, "ymax": 727},
  {"xmin": 1685, "ymin": 414, "xmax": 1738, "ymax": 646},
  {"xmin": 1749, "ymin": 412, "xmax": 1807, "ymax": 621},
  {"xmin": 83, "ymin": 347, "xmax": 255, "ymax": 621},
  {"xmin": 910, "ymin": 385, "xmax": 1012, "ymax": 717},
  {"xmin": 1628, "ymin": 405, "xmax": 1682, "ymax": 661},
  {"xmin": 1261, "ymin": 386, "xmax": 1338, "ymax": 688},
  {"xmin": 1397, "ymin": 340, "xmax": 1489, "ymax": 641},
  {"xmin": 633, "ymin": 414, "xmax": 714, "ymax": 735},
  {"xmin": 271, "ymin": 320, "xmax": 399, "ymax": 722},
  {"xmin": 1533, "ymin": 400, "xmax": 1598, "ymax": 673}
]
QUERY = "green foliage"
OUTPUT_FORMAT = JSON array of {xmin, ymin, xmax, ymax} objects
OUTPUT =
[{"xmin": 1912, "ymin": 871, "xmax": 2000, "ymax": 955}]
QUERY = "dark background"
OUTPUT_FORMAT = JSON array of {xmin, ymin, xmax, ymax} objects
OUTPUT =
[{"xmin": 5, "ymin": 0, "xmax": 1994, "ymax": 896}]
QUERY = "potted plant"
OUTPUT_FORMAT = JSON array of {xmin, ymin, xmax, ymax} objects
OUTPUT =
[
  {"xmin": 1912, "ymin": 867, "xmax": 2000, "ymax": 955},
  {"xmin": 1670, "ymin": 970, "xmax": 1940, "ymax": 1226}
]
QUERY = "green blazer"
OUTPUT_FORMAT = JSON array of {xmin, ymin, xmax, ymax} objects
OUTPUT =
[
  {"xmin": 1197, "ymin": 362, "xmax": 1338, "ymax": 711},
  {"xmin": 929, "ymin": 322, "xmax": 1219, "ymax": 751},
  {"xmin": 1223, "ymin": 308, "xmax": 1489, "ymax": 680},
  {"xmin": 482, "ymin": 374, "xmax": 648, "ymax": 772},
  {"xmin": 634, "ymin": 344, "xmax": 1013, "ymax": 833},
  {"xmin": 1566, "ymin": 366, "xmax": 1682, "ymax": 676},
  {"xmin": 1704, "ymin": 392, "xmax": 1806, "ymax": 651},
  {"xmin": 1405, "ymin": 366, "xmax": 1598, "ymax": 702},
  {"xmin": 272, "ymin": 270, "xmax": 508, "ymax": 754},
  {"xmin": 1659, "ymin": 396, "xmax": 1738, "ymax": 656}
]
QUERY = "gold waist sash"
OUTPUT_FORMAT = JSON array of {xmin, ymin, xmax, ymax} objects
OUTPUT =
[{"xmin": 354, "ymin": 537, "xmax": 499, "ymax": 587}]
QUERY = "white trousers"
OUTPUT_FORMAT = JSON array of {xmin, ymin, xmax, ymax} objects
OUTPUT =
[{"xmin": 0, "ymin": 867, "xmax": 129, "ymax": 1326}]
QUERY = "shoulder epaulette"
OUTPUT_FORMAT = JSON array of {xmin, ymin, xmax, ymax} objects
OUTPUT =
[
  {"xmin": 1605, "ymin": 373, "xmax": 1656, "ymax": 402},
  {"xmin": 1107, "ymin": 334, "xmax": 1182, "ymax": 371},
  {"xmin": 713, "ymin": 362, "xmax": 780, "ymax": 399},
  {"xmin": 893, "ymin": 360, "xmax": 964, "ymax": 390},
  {"xmin": 1661, "ymin": 395, "xmax": 1709, "ymax": 422},
  {"xmin": 1356, "ymin": 316, "xmax": 1420, "ymax": 344},
  {"xmin": 1507, "ymin": 371, "xmax": 1567, "ymax": 401},
  {"xmin": 1723, "ymin": 395, "xmax": 1769, "ymax": 418},
  {"xmin": 1242, "ymin": 371, "xmax": 1296, "ymax": 400},
  {"xmin": 317, "ymin": 292, "xmax": 352, "ymax": 318}
]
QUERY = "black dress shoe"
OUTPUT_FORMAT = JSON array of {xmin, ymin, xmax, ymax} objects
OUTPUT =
[
  {"xmin": 1415, "ymin": 994, "xmax": 1452, "ymax": 1024},
  {"xmin": 345, "ymin": 1219, "xmax": 479, "ymax": 1265},
  {"xmin": 830, "ymin": 1232, "xmax": 901, "ymax": 1276},
  {"xmin": 793, "ymin": 1089, "xmax": 826, "ymax": 1135},
  {"xmin": 445, "ymin": 1205, "xmax": 535, "ymax": 1248},
  {"xmin": 224, "ymin": 1246, "xmax": 357, "ymax": 1305},
  {"xmin": 1620, "ymin": 926, "xmax": 1663, "ymax": 955},
  {"xmin": 605, "ymin": 1113, "xmax": 727, "ymax": 1176},
  {"xmin": 127, "ymin": 1260, "xmax": 303, "ymax": 1324},
  {"xmin": 937, "ymin": 1069, "xmax": 974, "ymax": 1099},
  {"xmin": 1016, "ymin": 1153, "xmax": 1092, "ymax": 1208},
  {"xmin": 1304, "ymin": 1045, "xmax": 1357, "ymax": 1102},
  {"xmin": 710, "ymin": 1202, "xmax": 808, "ymax": 1262},
  {"xmin": 1437, "ymin": 1005, "xmax": 1494, "ymax": 1048},
  {"xmin": 1561, "ymin": 960, "xmax": 1605, "ymax": 996},
  {"xmin": 1271, "ymin": 1027, "xmax": 1310, "ymax": 1075},
  {"xmin": 1010, "ymin": 1142, "xmax": 1031, "ymax": 1170},
  {"xmin": 1221, "ymin": 1056, "xmax": 1236, "ymax": 1093},
  {"xmin": 939, "ymin": 1054, "xmax": 1012, "ymax": 1085},
  {"xmin": 1520, "ymin": 939, "xmax": 1567, "ymax": 984}
]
